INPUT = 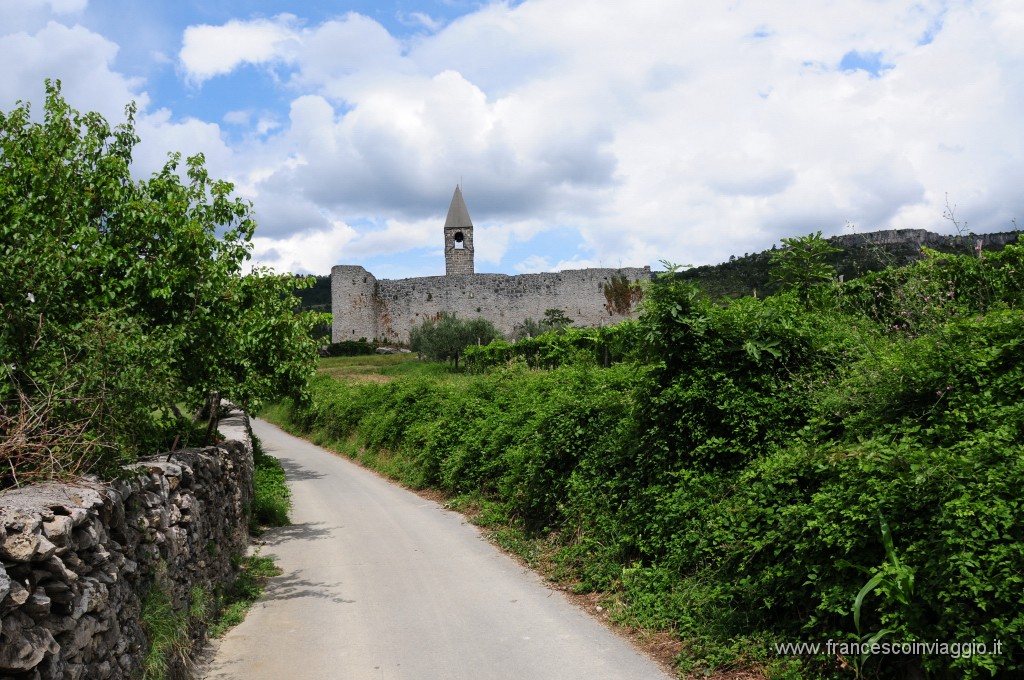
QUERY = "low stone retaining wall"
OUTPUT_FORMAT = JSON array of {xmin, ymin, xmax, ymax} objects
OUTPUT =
[{"xmin": 0, "ymin": 407, "xmax": 254, "ymax": 680}]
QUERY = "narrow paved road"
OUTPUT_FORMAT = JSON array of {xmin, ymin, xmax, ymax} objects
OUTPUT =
[{"xmin": 201, "ymin": 419, "xmax": 672, "ymax": 680}]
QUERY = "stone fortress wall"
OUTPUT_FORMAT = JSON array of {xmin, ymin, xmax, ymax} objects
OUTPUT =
[
  {"xmin": 331, "ymin": 185, "xmax": 653, "ymax": 344},
  {"xmin": 331, "ymin": 265, "xmax": 653, "ymax": 343}
]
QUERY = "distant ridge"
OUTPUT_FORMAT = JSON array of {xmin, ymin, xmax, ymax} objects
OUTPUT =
[
  {"xmin": 678, "ymin": 228, "xmax": 1022, "ymax": 299},
  {"xmin": 831, "ymin": 228, "xmax": 1019, "ymax": 254}
]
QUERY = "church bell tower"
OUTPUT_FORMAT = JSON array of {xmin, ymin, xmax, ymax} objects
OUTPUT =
[{"xmin": 443, "ymin": 185, "xmax": 475, "ymax": 276}]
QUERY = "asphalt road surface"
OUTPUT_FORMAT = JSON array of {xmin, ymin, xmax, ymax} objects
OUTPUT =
[{"xmin": 200, "ymin": 418, "xmax": 672, "ymax": 680}]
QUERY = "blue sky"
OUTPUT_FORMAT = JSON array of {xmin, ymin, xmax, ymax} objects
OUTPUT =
[{"xmin": 2, "ymin": 0, "xmax": 1022, "ymax": 277}]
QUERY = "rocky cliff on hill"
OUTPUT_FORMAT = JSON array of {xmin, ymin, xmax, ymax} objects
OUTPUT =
[{"xmin": 678, "ymin": 228, "xmax": 1021, "ymax": 299}]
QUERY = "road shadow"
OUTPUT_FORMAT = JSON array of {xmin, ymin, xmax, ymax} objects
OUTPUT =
[
  {"xmin": 261, "ymin": 521, "xmax": 338, "ymax": 545},
  {"xmin": 264, "ymin": 569, "xmax": 356, "ymax": 604},
  {"xmin": 275, "ymin": 455, "xmax": 326, "ymax": 482},
  {"xmin": 194, "ymin": 639, "xmax": 234, "ymax": 680}
]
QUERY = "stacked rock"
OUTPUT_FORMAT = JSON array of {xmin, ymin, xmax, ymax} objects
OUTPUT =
[{"xmin": 0, "ymin": 408, "xmax": 253, "ymax": 680}]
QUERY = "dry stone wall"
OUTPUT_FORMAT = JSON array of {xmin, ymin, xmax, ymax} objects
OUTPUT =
[
  {"xmin": 0, "ymin": 407, "xmax": 253, "ymax": 680},
  {"xmin": 332, "ymin": 265, "xmax": 653, "ymax": 343}
]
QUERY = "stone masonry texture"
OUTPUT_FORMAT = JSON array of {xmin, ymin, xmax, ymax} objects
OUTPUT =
[
  {"xmin": 331, "ymin": 265, "xmax": 654, "ymax": 343},
  {"xmin": 0, "ymin": 407, "xmax": 254, "ymax": 680}
]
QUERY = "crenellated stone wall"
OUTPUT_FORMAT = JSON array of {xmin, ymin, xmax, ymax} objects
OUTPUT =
[
  {"xmin": 331, "ymin": 266, "xmax": 653, "ymax": 343},
  {"xmin": 0, "ymin": 407, "xmax": 253, "ymax": 680}
]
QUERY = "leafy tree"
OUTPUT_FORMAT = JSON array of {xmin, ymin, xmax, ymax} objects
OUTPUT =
[
  {"xmin": 410, "ymin": 312, "xmax": 501, "ymax": 368},
  {"xmin": 511, "ymin": 318, "xmax": 546, "ymax": 341},
  {"xmin": 768, "ymin": 231, "xmax": 842, "ymax": 306},
  {"xmin": 0, "ymin": 81, "xmax": 322, "ymax": 486},
  {"xmin": 542, "ymin": 308, "xmax": 573, "ymax": 328},
  {"xmin": 511, "ymin": 308, "xmax": 574, "ymax": 340}
]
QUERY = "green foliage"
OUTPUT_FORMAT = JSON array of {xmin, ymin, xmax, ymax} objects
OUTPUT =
[
  {"xmin": 266, "ymin": 242, "xmax": 1024, "ymax": 678},
  {"xmin": 542, "ymin": 308, "xmax": 574, "ymax": 328},
  {"xmin": 323, "ymin": 339, "xmax": 375, "ymax": 357},
  {"xmin": 848, "ymin": 514, "xmax": 916, "ymax": 640},
  {"xmin": 768, "ymin": 231, "xmax": 843, "ymax": 307},
  {"xmin": 464, "ymin": 322, "xmax": 641, "ymax": 371},
  {"xmin": 410, "ymin": 312, "xmax": 501, "ymax": 368},
  {"xmin": 251, "ymin": 434, "xmax": 291, "ymax": 530},
  {"xmin": 633, "ymin": 270, "xmax": 849, "ymax": 472},
  {"xmin": 141, "ymin": 562, "xmax": 202, "ymax": 680},
  {"xmin": 672, "ymin": 435, "xmax": 1023, "ymax": 677},
  {"xmin": 208, "ymin": 553, "xmax": 282, "ymax": 638},
  {"xmin": 835, "ymin": 513, "xmax": 917, "ymax": 675},
  {"xmin": 291, "ymin": 273, "xmax": 331, "ymax": 310},
  {"xmin": 0, "ymin": 82, "xmax": 321, "ymax": 487},
  {"xmin": 289, "ymin": 274, "xmax": 332, "ymax": 339},
  {"xmin": 679, "ymin": 249, "xmax": 775, "ymax": 298},
  {"xmin": 837, "ymin": 243, "xmax": 1024, "ymax": 333},
  {"xmin": 510, "ymin": 308, "xmax": 575, "ymax": 340},
  {"xmin": 141, "ymin": 587, "xmax": 187, "ymax": 680},
  {"xmin": 462, "ymin": 338, "xmax": 517, "ymax": 369}
]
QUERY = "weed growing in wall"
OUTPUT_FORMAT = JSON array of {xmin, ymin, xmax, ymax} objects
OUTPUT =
[{"xmin": 602, "ymin": 273, "xmax": 644, "ymax": 314}]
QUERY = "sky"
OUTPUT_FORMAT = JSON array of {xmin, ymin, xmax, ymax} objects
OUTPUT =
[{"xmin": 2, "ymin": 0, "xmax": 1022, "ymax": 278}]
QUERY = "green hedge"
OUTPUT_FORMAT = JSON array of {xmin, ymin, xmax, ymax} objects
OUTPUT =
[
  {"xmin": 322, "ymin": 340, "xmax": 375, "ymax": 357},
  {"xmin": 274, "ymin": 247, "xmax": 1024, "ymax": 677},
  {"xmin": 463, "ymin": 323, "xmax": 643, "ymax": 371}
]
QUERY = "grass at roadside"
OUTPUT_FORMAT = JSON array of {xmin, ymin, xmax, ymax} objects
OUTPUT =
[
  {"xmin": 251, "ymin": 433, "xmax": 290, "ymax": 531},
  {"xmin": 207, "ymin": 553, "xmax": 282, "ymax": 638},
  {"xmin": 141, "ymin": 430, "xmax": 292, "ymax": 677},
  {"xmin": 206, "ymin": 433, "xmax": 289, "ymax": 638}
]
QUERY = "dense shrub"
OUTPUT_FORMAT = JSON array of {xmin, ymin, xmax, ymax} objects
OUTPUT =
[
  {"xmin": 633, "ymin": 276, "xmax": 853, "ymax": 473},
  {"xmin": 463, "ymin": 322, "xmax": 642, "ymax": 371},
  {"xmin": 273, "ymin": 245, "xmax": 1024, "ymax": 678},
  {"xmin": 323, "ymin": 340, "xmax": 375, "ymax": 357}
]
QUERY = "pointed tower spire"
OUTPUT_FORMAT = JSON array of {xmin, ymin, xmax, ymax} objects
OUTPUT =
[
  {"xmin": 444, "ymin": 184, "xmax": 473, "ymax": 232},
  {"xmin": 444, "ymin": 185, "xmax": 475, "ymax": 275}
]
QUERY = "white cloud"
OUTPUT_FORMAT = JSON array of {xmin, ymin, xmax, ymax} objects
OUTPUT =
[
  {"xmin": 251, "ymin": 221, "xmax": 358, "ymax": 275},
  {"xmin": 41, "ymin": 0, "xmax": 86, "ymax": 13},
  {"xmin": 0, "ymin": 0, "xmax": 85, "ymax": 33},
  {"xmin": 343, "ymin": 217, "xmax": 438, "ymax": 260},
  {"xmin": 4, "ymin": 0, "xmax": 1022, "ymax": 278},
  {"xmin": 223, "ymin": 109, "xmax": 282, "ymax": 136},
  {"xmin": 513, "ymin": 255, "xmax": 552, "ymax": 274},
  {"xmin": 179, "ymin": 14, "xmax": 301, "ymax": 85},
  {"xmin": 0, "ymin": 21, "xmax": 146, "ymax": 121},
  {"xmin": 220, "ymin": 0, "xmax": 1022, "ymax": 272},
  {"xmin": 291, "ymin": 13, "xmax": 409, "ymax": 98},
  {"xmin": 402, "ymin": 12, "xmax": 444, "ymax": 33}
]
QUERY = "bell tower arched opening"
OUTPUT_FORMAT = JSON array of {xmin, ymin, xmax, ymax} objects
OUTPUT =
[{"xmin": 444, "ymin": 185, "xmax": 474, "ymax": 275}]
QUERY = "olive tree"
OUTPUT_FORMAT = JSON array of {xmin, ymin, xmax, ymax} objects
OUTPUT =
[{"xmin": 410, "ymin": 313, "xmax": 501, "ymax": 369}]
